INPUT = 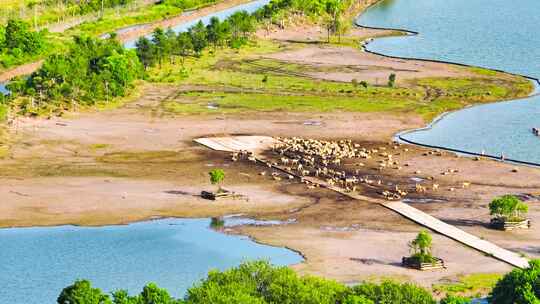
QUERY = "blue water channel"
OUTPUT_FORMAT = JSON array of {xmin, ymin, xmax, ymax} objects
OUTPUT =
[
  {"xmin": 0, "ymin": 218, "xmax": 302, "ymax": 303},
  {"xmin": 123, "ymin": 0, "xmax": 270, "ymax": 48},
  {"xmin": 357, "ymin": 0, "xmax": 540, "ymax": 163}
]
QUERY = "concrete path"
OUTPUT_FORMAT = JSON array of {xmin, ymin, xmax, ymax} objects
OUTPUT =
[
  {"xmin": 195, "ymin": 135, "xmax": 530, "ymax": 269},
  {"xmin": 382, "ymin": 201, "xmax": 529, "ymax": 268}
]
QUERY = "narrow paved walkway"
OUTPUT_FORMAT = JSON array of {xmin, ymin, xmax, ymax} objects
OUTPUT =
[
  {"xmin": 195, "ymin": 136, "xmax": 530, "ymax": 269},
  {"xmin": 381, "ymin": 201, "xmax": 529, "ymax": 268}
]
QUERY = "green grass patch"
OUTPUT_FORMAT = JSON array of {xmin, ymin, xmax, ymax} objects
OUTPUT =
[
  {"xmin": 0, "ymin": 104, "xmax": 8, "ymax": 122},
  {"xmin": 145, "ymin": 39, "xmax": 532, "ymax": 120},
  {"xmin": 89, "ymin": 143, "xmax": 110, "ymax": 150},
  {"xmin": 432, "ymin": 273, "xmax": 502, "ymax": 297},
  {"xmin": 67, "ymin": 4, "xmax": 183, "ymax": 37},
  {"xmin": 162, "ymin": 91, "xmax": 418, "ymax": 114},
  {"xmin": 97, "ymin": 150, "xmax": 202, "ymax": 164},
  {"xmin": 469, "ymin": 66, "xmax": 499, "ymax": 76}
]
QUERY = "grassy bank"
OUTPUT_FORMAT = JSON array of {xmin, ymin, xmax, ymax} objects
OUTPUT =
[
  {"xmin": 432, "ymin": 273, "xmax": 502, "ymax": 299},
  {"xmin": 144, "ymin": 39, "xmax": 533, "ymax": 121}
]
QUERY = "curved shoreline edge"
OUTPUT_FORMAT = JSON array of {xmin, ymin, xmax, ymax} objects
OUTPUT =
[{"xmin": 354, "ymin": 4, "xmax": 540, "ymax": 167}]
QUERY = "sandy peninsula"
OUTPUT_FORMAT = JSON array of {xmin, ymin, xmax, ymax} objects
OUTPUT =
[{"xmin": 0, "ymin": 0, "xmax": 538, "ymax": 297}]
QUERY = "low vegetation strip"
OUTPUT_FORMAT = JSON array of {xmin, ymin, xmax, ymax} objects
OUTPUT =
[{"xmin": 54, "ymin": 259, "xmax": 540, "ymax": 303}]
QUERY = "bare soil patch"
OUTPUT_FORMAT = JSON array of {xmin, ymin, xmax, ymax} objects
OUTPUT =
[{"xmin": 3, "ymin": 84, "xmax": 540, "ymax": 288}]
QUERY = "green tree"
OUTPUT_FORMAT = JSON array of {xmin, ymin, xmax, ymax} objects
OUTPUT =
[
  {"xmin": 176, "ymin": 32, "xmax": 193, "ymax": 66},
  {"xmin": 210, "ymin": 217, "xmax": 225, "ymax": 228},
  {"xmin": 323, "ymin": 0, "xmax": 343, "ymax": 43},
  {"xmin": 111, "ymin": 290, "xmax": 134, "ymax": 304},
  {"xmin": 165, "ymin": 28, "xmax": 177, "ymax": 63},
  {"xmin": 58, "ymin": 261, "xmax": 439, "ymax": 304},
  {"xmin": 388, "ymin": 73, "xmax": 396, "ymax": 87},
  {"xmin": 135, "ymin": 37, "xmax": 155, "ymax": 70},
  {"xmin": 13, "ymin": 35, "xmax": 142, "ymax": 113},
  {"xmin": 409, "ymin": 230, "xmax": 434, "ymax": 263},
  {"xmin": 57, "ymin": 280, "xmax": 112, "ymax": 304},
  {"xmin": 209, "ymin": 168, "xmax": 225, "ymax": 190},
  {"xmin": 206, "ymin": 16, "xmax": 221, "ymax": 51},
  {"xmin": 151, "ymin": 28, "xmax": 168, "ymax": 67},
  {"xmin": 4, "ymin": 19, "xmax": 44, "ymax": 54},
  {"xmin": 189, "ymin": 21, "xmax": 208, "ymax": 56},
  {"xmin": 490, "ymin": 259, "xmax": 540, "ymax": 304},
  {"xmin": 228, "ymin": 11, "xmax": 253, "ymax": 48},
  {"xmin": 217, "ymin": 19, "xmax": 231, "ymax": 48},
  {"xmin": 138, "ymin": 283, "xmax": 176, "ymax": 304},
  {"xmin": 489, "ymin": 195, "xmax": 529, "ymax": 222}
]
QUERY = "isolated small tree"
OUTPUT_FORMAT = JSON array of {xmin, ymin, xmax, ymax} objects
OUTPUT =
[
  {"xmin": 360, "ymin": 81, "xmax": 368, "ymax": 89},
  {"xmin": 135, "ymin": 37, "xmax": 155, "ymax": 70},
  {"xmin": 409, "ymin": 230, "xmax": 434, "ymax": 263},
  {"xmin": 176, "ymin": 32, "xmax": 193, "ymax": 66},
  {"xmin": 210, "ymin": 217, "xmax": 225, "ymax": 229},
  {"xmin": 324, "ymin": 0, "xmax": 343, "ymax": 43},
  {"xmin": 206, "ymin": 16, "xmax": 221, "ymax": 52},
  {"xmin": 209, "ymin": 169, "xmax": 225, "ymax": 191},
  {"xmin": 388, "ymin": 73, "xmax": 396, "ymax": 87},
  {"xmin": 151, "ymin": 28, "xmax": 167, "ymax": 67},
  {"xmin": 489, "ymin": 195, "xmax": 528, "ymax": 222},
  {"xmin": 189, "ymin": 21, "xmax": 208, "ymax": 56}
]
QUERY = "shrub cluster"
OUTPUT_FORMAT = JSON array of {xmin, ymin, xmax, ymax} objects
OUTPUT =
[
  {"xmin": 0, "ymin": 19, "xmax": 46, "ymax": 68},
  {"xmin": 40, "ymin": 0, "xmax": 135, "ymax": 15},
  {"xmin": 490, "ymin": 260, "xmax": 540, "ymax": 304},
  {"xmin": 8, "ymin": 34, "xmax": 142, "ymax": 114},
  {"xmin": 489, "ymin": 195, "xmax": 528, "ymax": 222},
  {"xmin": 57, "ymin": 261, "xmax": 440, "ymax": 304},
  {"xmin": 135, "ymin": 11, "xmax": 255, "ymax": 69}
]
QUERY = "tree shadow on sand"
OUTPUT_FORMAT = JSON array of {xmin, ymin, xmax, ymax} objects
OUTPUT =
[
  {"xmin": 164, "ymin": 190, "xmax": 199, "ymax": 197},
  {"xmin": 440, "ymin": 218, "xmax": 490, "ymax": 228},
  {"xmin": 349, "ymin": 258, "xmax": 402, "ymax": 267}
]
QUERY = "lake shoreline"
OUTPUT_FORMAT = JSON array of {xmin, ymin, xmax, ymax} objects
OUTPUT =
[
  {"xmin": 2, "ymin": 0, "xmax": 540, "ymax": 297},
  {"xmin": 356, "ymin": 0, "xmax": 540, "ymax": 166}
]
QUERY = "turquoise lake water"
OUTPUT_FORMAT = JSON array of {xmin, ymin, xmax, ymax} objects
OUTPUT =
[
  {"xmin": 358, "ymin": 0, "xmax": 540, "ymax": 163},
  {"xmin": 0, "ymin": 218, "xmax": 302, "ymax": 303}
]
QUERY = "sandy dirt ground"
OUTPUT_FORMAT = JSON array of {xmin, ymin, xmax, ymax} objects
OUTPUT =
[
  {"xmin": 2, "ymin": 83, "xmax": 540, "ymax": 289},
  {"xmin": 0, "ymin": 60, "xmax": 43, "ymax": 82},
  {"xmin": 1, "ymin": 5, "xmax": 538, "ymax": 292},
  {"xmin": 258, "ymin": 25, "xmax": 471, "ymax": 85}
]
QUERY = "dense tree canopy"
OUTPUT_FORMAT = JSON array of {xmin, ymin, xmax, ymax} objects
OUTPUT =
[
  {"xmin": 57, "ymin": 261, "xmax": 447, "ymax": 304},
  {"xmin": 134, "ymin": 9, "xmax": 256, "ymax": 68},
  {"xmin": 133, "ymin": 0, "xmax": 352, "ymax": 70},
  {"xmin": 8, "ymin": 34, "xmax": 142, "ymax": 114},
  {"xmin": 490, "ymin": 259, "xmax": 540, "ymax": 304},
  {"xmin": 0, "ymin": 19, "xmax": 46, "ymax": 68}
]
